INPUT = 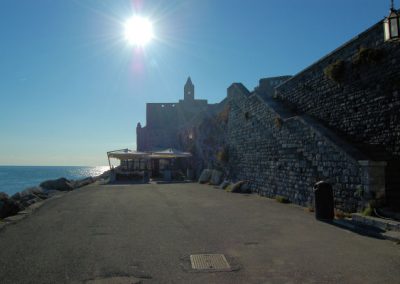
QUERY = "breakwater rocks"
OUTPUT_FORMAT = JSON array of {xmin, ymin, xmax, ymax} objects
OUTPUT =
[{"xmin": 0, "ymin": 171, "xmax": 110, "ymax": 220}]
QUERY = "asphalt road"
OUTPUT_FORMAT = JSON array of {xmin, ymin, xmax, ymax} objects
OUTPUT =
[{"xmin": 0, "ymin": 183, "xmax": 399, "ymax": 284}]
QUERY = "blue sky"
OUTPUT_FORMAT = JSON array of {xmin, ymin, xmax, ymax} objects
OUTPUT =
[{"xmin": 0, "ymin": 0, "xmax": 390, "ymax": 166}]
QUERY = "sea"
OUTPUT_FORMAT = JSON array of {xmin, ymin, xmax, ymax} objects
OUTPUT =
[{"xmin": 0, "ymin": 166, "xmax": 109, "ymax": 196}]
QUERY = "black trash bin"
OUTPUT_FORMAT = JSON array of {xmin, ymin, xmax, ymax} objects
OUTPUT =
[{"xmin": 313, "ymin": 181, "xmax": 334, "ymax": 221}]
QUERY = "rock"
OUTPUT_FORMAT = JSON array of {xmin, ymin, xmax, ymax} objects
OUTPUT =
[
  {"xmin": 96, "ymin": 170, "xmax": 111, "ymax": 181},
  {"xmin": 11, "ymin": 192, "xmax": 21, "ymax": 201},
  {"xmin": 13, "ymin": 187, "xmax": 46, "ymax": 208},
  {"xmin": 40, "ymin": 178, "xmax": 74, "ymax": 191},
  {"xmin": 22, "ymin": 187, "xmax": 44, "ymax": 196},
  {"xmin": 21, "ymin": 187, "xmax": 47, "ymax": 200},
  {"xmin": 71, "ymin": 177, "xmax": 94, "ymax": 189},
  {"xmin": 209, "ymin": 170, "xmax": 223, "ymax": 185},
  {"xmin": 22, "ymin": 198, "xmax": 41, "ymax": 207},
  {"xmin": 0, "ymin": 194, "xmax": 21, "ymax": 219},
  {"xmin": 219, "ymin": 181, "xmax": 230, "ymax": 189},
  {"xmin": 230, "ymin": 181, "xmax": 245, "ymax": 193},
  {"xmin": 198, "ymin": 169, "xmax": 212, "ymax": 184},
  {"xmin": 240, "ymin": 182, "xmax": 251, "ymax": 194},
  {"xmin": 0, "ymin": 192, "xmax": 9, "ymax": 201}
]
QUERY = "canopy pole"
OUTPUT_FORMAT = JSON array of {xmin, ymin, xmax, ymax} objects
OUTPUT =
[{"xmin": 107, "ymin": 154, "xmax": 112, "ymax": 170}]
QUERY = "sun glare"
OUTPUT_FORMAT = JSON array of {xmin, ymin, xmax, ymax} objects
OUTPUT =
[{"xmin": 124, "ymin": 16, "xmax": 154, "ymax": 47}]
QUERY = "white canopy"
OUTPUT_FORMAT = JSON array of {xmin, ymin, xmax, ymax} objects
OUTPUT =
[
  {"xmin": 107, "ymin": 149, "xmax": 150, "ymax": 160},
  {"xmin": 149, "ymin": 148, "xmax": 192, "ymax": 159},
  {"xmin": 107, "ymin": 148, "xmax": 192, "ymax": 164},
  {"xmin": 106, "ymin": 148, "xmax": 192, "ymax": 170}
]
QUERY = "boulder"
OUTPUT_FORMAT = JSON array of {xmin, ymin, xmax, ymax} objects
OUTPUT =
[
  {"xmin": 11, "ymin": 192, "xmax": 21, "ymax": 201},
  {"xmin": 209, "ymin": 170, "xmax": 223, "ymax": 185},
  {"xmin": 71, "ymin": 177, "xmax": 94, "ymax": 189},
  {"xmin": 240, "ymin": 182, "xmax": 251, "ymax": 194},
  {"xmin": 12, "ymin": 187, "xmax": 46, "ymax": 208},
  {"xmin": 40, "ymin": 178, "xmax": 74, "ymax": 191},
  {"xmin": 0, "ymin": 194, "xmax": 21, "ymax": 219},
  {"xmin": 21, "ymin": 187, "xmax": 44, "ymax": 196},
  {"xmin": 0, "ymin": 192, "xmax": 9, "ymax": 201},
  {"xmin": 230, "ymin": 181, "xmax": 245, "ymax": 193},
  {"xmin": 95, "ymin": 170, "xmax": 111, "ymax": 181},
  {"xmin": 219, "ymin": 181, "xmax": 230, "ymax": 189},
  {"xmin": 198, "ymin": 169, "xmax": 212, "ymax": 184},
  {"xmin": 21, "ymin": 187, "xmax": 47, "ymax": 200},
  {"xmin": 21, "ymin": 198, "xmax": 41, "ymax": 207}
]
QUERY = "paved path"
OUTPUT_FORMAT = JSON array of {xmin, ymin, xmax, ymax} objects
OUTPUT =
[{"xmin": 0, "ymin": 183, "xmax": 399, "ymax": 283}]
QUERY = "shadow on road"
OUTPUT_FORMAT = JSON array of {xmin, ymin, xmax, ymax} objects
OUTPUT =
[{"xmin": 322, "ymin": 219, "xmax": 385, "ymax": 239}]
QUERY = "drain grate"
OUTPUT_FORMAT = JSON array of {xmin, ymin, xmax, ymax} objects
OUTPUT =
[
  {"xmin": 190, "ymin": 254, "xmax": 231, "ymax": 271},
  {"xmin": 86, "ymin": 276, "xmax": 142, "ymax": 284}
]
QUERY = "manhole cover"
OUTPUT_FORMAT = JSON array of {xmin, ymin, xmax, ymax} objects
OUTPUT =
[{"xmin": 190, "ymin": 254, "xmax": 231, "ymax": 271}]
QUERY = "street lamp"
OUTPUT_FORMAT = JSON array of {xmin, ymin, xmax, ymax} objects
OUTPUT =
[{"xmin": 384, "ymin": 0, "xmax": 400, "ymax": 41}]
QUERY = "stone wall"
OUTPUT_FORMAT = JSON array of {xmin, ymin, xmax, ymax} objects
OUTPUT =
[
  {"xmin": 225, "ymin": 83, "xmax": 377, "ymax": 212},
  {"xmin": 137, "ymin": 101, "xmax": 212, "ymax": 151},
  {"xmin": 178, "ymin": 77, "xmax": 390, "ymax": 212},
  {"xmin": 136, "ymin": 124, "xmax": 180, "ymax": 152},
  {"xmin": 275, "ymin": 21, "xmax": 400, "ymax": 159},
  {"xmin": 146, "ymin": 103, "xmax": 181, "ymax": 129},
  {"xmin": 138, "ymin": 99, "xmax": 222, "ymax": 152},
  {"xmin": 177, "ymin": 101, "xmax": 229, "ymax": 177}
]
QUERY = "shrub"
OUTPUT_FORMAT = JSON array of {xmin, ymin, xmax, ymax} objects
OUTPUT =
[
  {"xmin": 352, "ymin": 47, "xmax": 384, "ymax": 66},
  {"xmin": 306, "ymin": 207, "xmax": 315, "ymax": 213},
  {"xmin": 231, "ymin": 181, "xmax": 245, "ymax": 193},
  {"xmin": 354, "ymin": 185, "xmax": 364, "ymax": 199},
  {"xmin": 274, "ymin": 117, "xmax": 283, "ymax": 128},
  {"xmin": 275, "ymin": 195, "xmax": 290, "ymax": 203},
  {"xmin": 216, "ymin": 146, "xmax": 229, "ymax": 163},
  {"xmin": 324, "ymin": 60, "xmax": 346, "ymax": 83},
  {"xmin": 334, "ymin": 209, "xmax": 352, "ymax": 219},
  {"xmin": 362, "ymin": 204, "xmax": 374, "ymax": 216},
  {"xmin": 224, "ymin": 185, "xmax": 233, "ymax": 192}
]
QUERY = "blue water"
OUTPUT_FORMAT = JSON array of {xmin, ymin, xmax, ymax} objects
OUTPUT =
[{"xmin": 0, "ymin": 166, "xmax": 109, "ymax": 196}]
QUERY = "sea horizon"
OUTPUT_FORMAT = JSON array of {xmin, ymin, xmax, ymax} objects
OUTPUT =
[
  {"xmin": 0, "ymin": 165, "xmax": 107, "ymax": 167},
  {"xmin": 0, "ymin": 165, "xmax": 109, "ymax": 196}
]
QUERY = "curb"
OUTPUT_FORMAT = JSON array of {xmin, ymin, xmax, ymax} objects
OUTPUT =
[
  {"xmin": 352, "ymin": 213, "xmax": 400, "ymax": 232},
  {"xmin": 0, "ymin": 192, "xmax": 65, "ymax": 232},
  {"xmin": 334, "ymin": 219, "xmax": 400, "ymax": 243}
]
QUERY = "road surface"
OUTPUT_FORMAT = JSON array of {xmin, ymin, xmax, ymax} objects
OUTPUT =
[{"xmin": 0, "ymin": 182, "xmax": 399, "ymax": 283}]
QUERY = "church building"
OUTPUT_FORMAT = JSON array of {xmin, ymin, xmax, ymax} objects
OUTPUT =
[{"xmin": 136, "ymin": 77, "xmax": 212, "ymax": 151}]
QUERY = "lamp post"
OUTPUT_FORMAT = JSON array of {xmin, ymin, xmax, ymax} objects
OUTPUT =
[{"xmin": 384, "ymin": 0, "xmax": 400, "ymax": 41}]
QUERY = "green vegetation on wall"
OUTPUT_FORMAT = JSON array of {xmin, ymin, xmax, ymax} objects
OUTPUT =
[{"xmin": 324, "ymin": 60, "xmax": 346, "ymax": 83}]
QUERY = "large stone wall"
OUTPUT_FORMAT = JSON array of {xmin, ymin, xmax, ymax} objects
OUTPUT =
[
  {"xmin": 137, "ymin": 101, "xmax": 211, "ymax": 151},
  {"xmin": 225, "ymin": 84, "xmax": 378, "ymax": 212},
  {"xmin": 146, "ymin": 103, "xmax": 181, "ymax": 129},
  {"xmin": 136, "ymin": 124, "xmax": 180, "ymax": 152},
  {"xmin": 275, "ymin": 21, "xmax": 400, "ymax": 159},
  {"xmin": 177, "ymin": 101, "xmax": 229, "ymax": 177},
  {"xmin": 179, "ymin": 75, "xmax": 391, "ymax": 212}
]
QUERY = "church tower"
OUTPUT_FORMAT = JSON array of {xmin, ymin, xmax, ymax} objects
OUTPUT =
[{"xmin": 184, "ymin": 77, "xmax": 194, "ymax": 101}]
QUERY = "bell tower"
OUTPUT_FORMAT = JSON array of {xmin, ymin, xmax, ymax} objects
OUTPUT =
[{"xmin": 184, "ymin": 77, "xmax": 194, "ymax": 101}]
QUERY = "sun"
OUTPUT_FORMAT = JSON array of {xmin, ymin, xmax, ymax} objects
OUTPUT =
[{"xmin": 124, "ymin": 16, "xmax": 154, "ymax": 47}]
